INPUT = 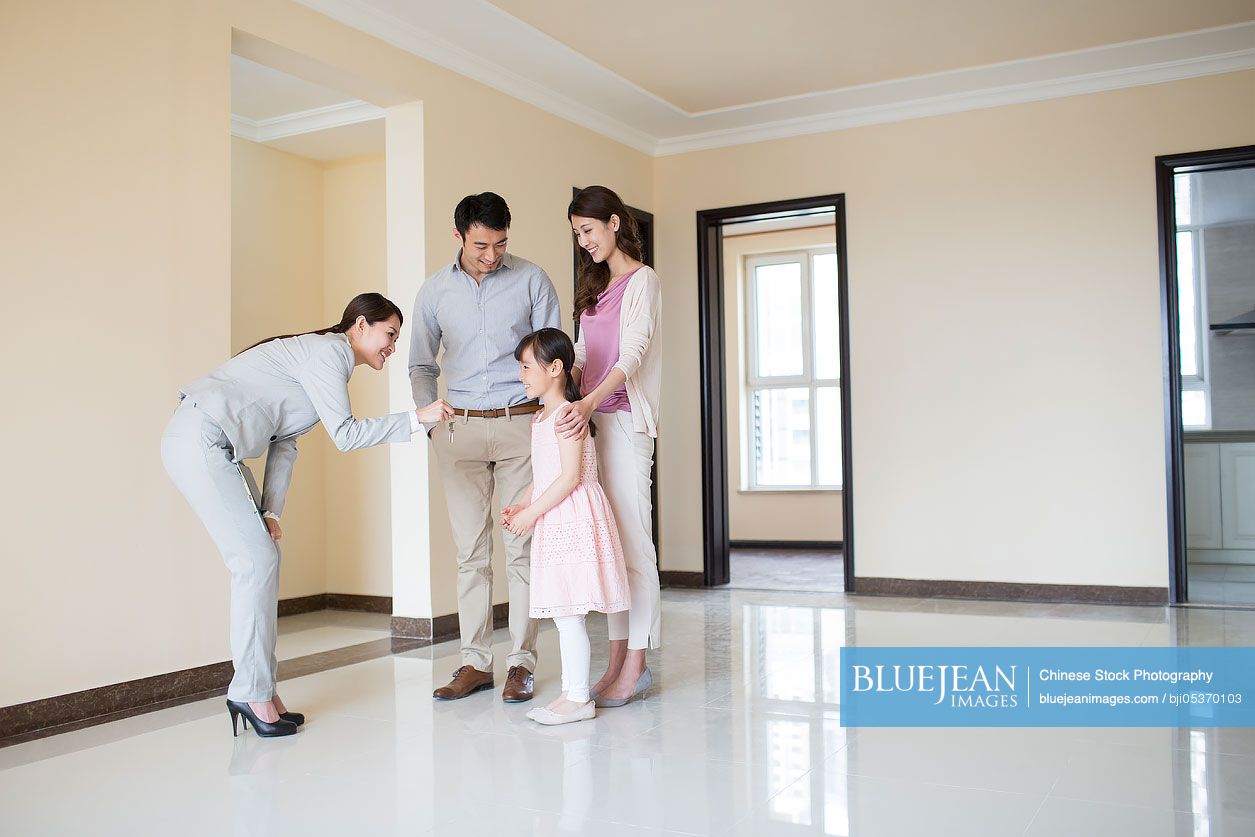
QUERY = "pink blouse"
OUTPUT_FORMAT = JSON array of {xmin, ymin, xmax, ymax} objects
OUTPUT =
[{"xmin": 579, "ymin": 268, "xmax": 638, "ymax": 413}]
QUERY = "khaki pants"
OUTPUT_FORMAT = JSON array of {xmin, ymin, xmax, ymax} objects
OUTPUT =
[{"xmin": 430, "ymin": 414, "xmax": 538, "ymax": 671}]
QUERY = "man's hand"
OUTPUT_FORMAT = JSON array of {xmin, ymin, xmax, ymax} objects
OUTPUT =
[
  {"xmin": 555, "ymin": 399, "xmax": 593, "ymax": 440},
  {"xmin": 416, "ymin": 399, "xmax": 455, "ymax": 425},
  {"xmin": 264, "ymin": 517, "xmax": 283, "ymax": 542}
]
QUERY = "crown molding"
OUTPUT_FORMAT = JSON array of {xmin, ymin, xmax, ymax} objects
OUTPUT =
[
  {"xmin": 230, "ymin": 100, "xmax": 384, "ymax": 142},
  {"xmin": 656, "ymin": 44, "xmax": 1255, "ymax": 156},
  {"xmin": 294, "ymin": 1, "xmax": 1255, "ymax": 157},
  {"xmin": 295, "ymin": 0, "xmax": 660, "ymax": 154}
]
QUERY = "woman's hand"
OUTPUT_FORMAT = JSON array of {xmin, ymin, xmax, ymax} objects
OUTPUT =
[
  {"xmin": 264, "ymin": 518, "xmax": 283, "ymax": 542},
  {"xmin": 416, "ymin": 399, "xmax": 455, "ymax": 425},
  {"xmin": 555, "ymin": 398, "xmax": 594, "ymax": 440}
]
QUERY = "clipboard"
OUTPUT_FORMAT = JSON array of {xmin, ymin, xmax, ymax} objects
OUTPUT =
[{"xmin": 236, "ymin": 463, "xmax": 270, "ymax": 535}]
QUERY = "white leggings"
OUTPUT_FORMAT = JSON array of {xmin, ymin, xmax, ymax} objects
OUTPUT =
[{"xmin": 553, "ymin": 615, "xmax": 591, "ymax": 703}]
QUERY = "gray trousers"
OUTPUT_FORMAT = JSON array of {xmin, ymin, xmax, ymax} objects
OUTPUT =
[{"xmin": 161, "ymin": 400, "xmax": 280, "ymax": 702}]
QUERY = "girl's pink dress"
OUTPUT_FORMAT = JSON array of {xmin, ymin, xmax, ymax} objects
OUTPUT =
[{"xmin": 527, "ymin": 406, "xmax": 631, "ymax": 619}]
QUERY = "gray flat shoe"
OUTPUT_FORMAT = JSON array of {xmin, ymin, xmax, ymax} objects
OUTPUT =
[{"xmin": 593, "ymin": 668, "xmax": 652, "ymax": 708}]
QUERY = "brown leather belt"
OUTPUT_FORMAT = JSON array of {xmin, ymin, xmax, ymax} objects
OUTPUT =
[{"xmin": 452, "ymin": 400, "xmax": 543, "ymax": 419}]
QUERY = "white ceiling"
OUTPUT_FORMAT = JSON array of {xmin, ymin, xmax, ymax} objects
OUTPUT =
[
  {"xmin": 230, "ymin": 55, "xmax": 384, "ymax": 162},
  {"xmin": 296, "ymin": 0, "xmax": 1255, "ymax": 156},
  {"xmin": 488, "ymin": 0, "xmax": 1255, "ymax": 113}
]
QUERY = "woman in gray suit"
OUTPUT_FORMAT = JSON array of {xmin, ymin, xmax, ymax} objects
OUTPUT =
[{"xmin": 161, "ymin": 293, "xmax": 452, "ymax": 738}]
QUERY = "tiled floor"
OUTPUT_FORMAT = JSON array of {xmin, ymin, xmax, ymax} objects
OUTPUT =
[
  {"xmin": 276, "ymin": 610, "xmax": 392, "ymax": 660},
  {"xmin": 1187, "ymin": 562, "xmax": 1255, "ymax": 608},
  {"xmin": 4, "ymin": 590, "xmax": 1255, "ymax": 836},
  {"xmin": 728, "ymin": 548, "xmax": 844, "ymax": 592}
]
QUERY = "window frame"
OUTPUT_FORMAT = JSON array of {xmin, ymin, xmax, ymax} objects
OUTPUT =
[
  {"xmin": 744, "ymin": 246, "xmax": 842, "ymax": 491},
  {"xmin": 1175, "ymin": 173, "xmax": 1213, "ymax": 430}
]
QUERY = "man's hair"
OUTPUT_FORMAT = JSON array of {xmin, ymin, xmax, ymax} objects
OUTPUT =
[{"xmin": 454, "ymin": 192, "xmax": 511, "ymax": 236}]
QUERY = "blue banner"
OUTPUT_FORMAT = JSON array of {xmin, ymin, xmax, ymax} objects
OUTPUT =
[{"xmin": 839, "ymin": 647, "xmax": 1255, "ymax": 727}]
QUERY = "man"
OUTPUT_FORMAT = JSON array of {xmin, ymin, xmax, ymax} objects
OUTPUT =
[{"xmin": 410, "ymin": 192, "xmax": 560, "ymax": 702}]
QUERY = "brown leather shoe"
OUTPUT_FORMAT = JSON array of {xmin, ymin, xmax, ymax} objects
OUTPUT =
[
  {"xmin": 501, "ymin": 666, "xmax": 534, "ymax": 703},
  {"xmin": 432, "ymin": 665, "xmax": 494, "ymax": 701}
]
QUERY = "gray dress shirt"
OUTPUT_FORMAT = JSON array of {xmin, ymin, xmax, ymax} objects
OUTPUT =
[{"xmin": 409, "ymin": 251, "xmax": 561, "ymax": 420}]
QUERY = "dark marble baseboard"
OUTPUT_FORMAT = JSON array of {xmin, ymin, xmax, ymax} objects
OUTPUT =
[
  {"xmin": 325, "ymin": 594, "xmax": 392, "ymax": 614},
  {"xmin": 277, "ymin": 594, "xmax": 327, "ymax": 617},
  {"xmin": 731, "ymin": 540, "xmax": 843, "ymax": 551},
  {"xmin": 277, "ymin": 593, "xmax": 393, "ymax": 617},
  {"xmin": 391, "ymin": 602, "xmax": 510, "ymax": 644},
  {"xmin": 853, "ymin": 577, "xmax": 1170, "ymax": 605},
  {"xmin": 659, "ymin": 571, "xmax": 705, "ymax": 588},
  {"xmin": 0, "ymin": 636, "xmax": 426, "ymax": 748}
]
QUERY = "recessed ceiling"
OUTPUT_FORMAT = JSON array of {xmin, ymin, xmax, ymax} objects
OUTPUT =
[
  {"xmin": 297, "ymin": 0, "xmax": 1255, "ymax": 155},
  {"xmin": 230, "ymin": 55, "xmax": 383, "ymax": 162},
  {"xmin": 487, "ymin": 0, "xmax": 1255, "ymax": 113}
]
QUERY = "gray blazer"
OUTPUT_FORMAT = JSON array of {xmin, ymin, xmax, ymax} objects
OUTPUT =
[{"xmin": 180, "ymin": 332, "xmax": 411, "ymax": 516}]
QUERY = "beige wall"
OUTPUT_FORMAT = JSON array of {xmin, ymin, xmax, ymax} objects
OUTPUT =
[
  {"xmin": 2, "ymin": 0, "xmax": 230, "ymax": 707},
  {"xmin": 1, "ymin": 0, "xmax": 651, "ymax": 707},
  {"xmin": 654, "ymin": 69, "xmax": 1255, "ymax": 587},
  {"xmin": 723, "ymin": 226, "xmax": 843, "ymax": 542},
  {"xmin": 322, "ymin": 153, "xmax": 393, "ymax": 596},
  {"xmin": 231, "ymin": 136, "xmax": 328, "ymax": 598}
]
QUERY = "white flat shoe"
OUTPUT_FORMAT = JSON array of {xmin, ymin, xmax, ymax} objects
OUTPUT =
[{"xmin": 527, "ymin": 701, "xmax": 595, "ymax": 725}]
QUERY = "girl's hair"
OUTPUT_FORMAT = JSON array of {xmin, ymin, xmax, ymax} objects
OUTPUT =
[
  {"xmin": 514, "ymin": 327, "xmax": 596, "ymax": 436},
  {"xmin": 240, "ymin": 292, "xmax": 403, "ymax": 354},
  {"xmin": 569, "ymin": 185, "xmax": 645, "ymax": 321}
]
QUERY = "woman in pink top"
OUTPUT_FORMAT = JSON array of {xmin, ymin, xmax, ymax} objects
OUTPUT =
[{"xmin": 557, "ymin": 185, "xmax": 664, "ymax": 707}]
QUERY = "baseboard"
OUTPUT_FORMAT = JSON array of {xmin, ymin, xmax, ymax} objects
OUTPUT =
[
  {"xmin": 0, "ymin": 635, "xmax": 426, "ymax": 748},
  {"xmin": 730, "ymin": 540, "xmax": 843, "ymax": 551},
  {"xmin": 853, "ymin": 577, "xmax": 1169, "ymax": 605},
  {"xmin": 659, "ymin": 570, "xmax": 705, "ymax": 588},
  {"xmin": 1188, "ymin": 549, "xmax": 1255, "ymax": 566},
  {"xmin": 277, "ymin": 593, "xmax": 393, "ymax": 617},
  {"xmin": 391, "ymin": 602, "xmax": 511, "ymax": 643}
]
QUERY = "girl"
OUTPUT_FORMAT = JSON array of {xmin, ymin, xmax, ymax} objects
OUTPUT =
[
  {"xmin": 162, "ymin": 293, "xmax": 453, "ymax": 738},
  {"xmin": 501, "ymin": 328, "xmax": 630, "ymax": 725},
  {"xmin": 556, "ymin": 185, "xmax": 663, "ymax": 707}
]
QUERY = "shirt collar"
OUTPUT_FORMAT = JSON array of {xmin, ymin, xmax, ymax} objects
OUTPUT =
[{"xmin": 452, "ymin": 249, "xmax": 514, "ymax": 278}]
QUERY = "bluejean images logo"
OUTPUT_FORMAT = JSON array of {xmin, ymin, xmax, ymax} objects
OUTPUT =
[
  {"xmin": 850, "ymin": 662, "xmax": 1018, "ymax": 708},
  {"xmin": 840, "ymin": 647, "xmax": 1255, "ymax": 728}
]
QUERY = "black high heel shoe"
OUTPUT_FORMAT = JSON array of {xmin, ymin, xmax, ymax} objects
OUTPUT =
[
  {"xmin": 279, "ymin": 711, "xmax": 305, "ymax": 726},
  {"xmin": 227, "ymin": 700, "xmax": 298, "ymax": 738}
]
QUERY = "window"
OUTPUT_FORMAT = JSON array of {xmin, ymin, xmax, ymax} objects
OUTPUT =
[
  {"xmin": 745, "ymin": 248, "xmax": 842, "ymax": 489},
  {"xmin": 1175, "ymin": 173, "xmax": 1211, "ymax": 429}
]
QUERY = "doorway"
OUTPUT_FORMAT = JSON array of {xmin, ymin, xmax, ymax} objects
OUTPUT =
[
  {"xmin": 1158, "ymin": 145, "xmax": 1255, "ymax": 606},
  {"xmin": 696, "ymin": 196, "xmax": 853, "ymax": 589}
]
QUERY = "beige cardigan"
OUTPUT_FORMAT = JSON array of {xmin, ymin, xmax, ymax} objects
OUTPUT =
[{"xmin": 573, "ymin": 265, "xmax": 662, "ymax": 438}]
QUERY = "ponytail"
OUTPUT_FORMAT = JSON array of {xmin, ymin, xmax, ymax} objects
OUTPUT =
[
  {"xmin": 514, "ymin": 327, "xmax": 596, "ymax": 437},
  {"xmin": 238, "ymin": 293, "xmax": 403, "ymax": 355}
]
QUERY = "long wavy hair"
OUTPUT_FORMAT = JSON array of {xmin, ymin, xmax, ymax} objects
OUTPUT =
[
  {"xmin": 240, "ymin": 293, "xmax": 403, "ymax": 354},
  {"xmin": 570, "ymin": 185, "xmax": 645, "ymax": 320},
  {"xmin": 514, "ymin": 328, "xmax": 596, "ymax": 436}
]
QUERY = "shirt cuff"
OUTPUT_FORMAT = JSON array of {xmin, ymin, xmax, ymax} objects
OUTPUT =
[
  {"xmin": 262, "ymin": 511, "xmax": 280, "ymax": 522},
  {"xmin": 409, "ymin": 410, "xmax": 422, "ymax": 434}
]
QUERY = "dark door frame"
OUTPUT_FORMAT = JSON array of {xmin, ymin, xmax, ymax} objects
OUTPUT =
[
  {"xmin": 696, "ymin": 194, "xmax": 853, "ymax": 587},
  {"xmin": 1156, "ymin": 144, "xmax": 1255, "ymax": 604}
]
